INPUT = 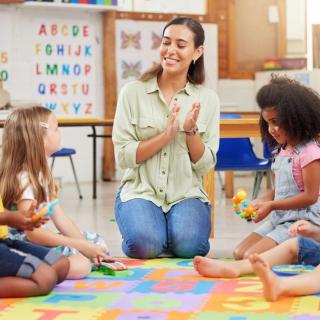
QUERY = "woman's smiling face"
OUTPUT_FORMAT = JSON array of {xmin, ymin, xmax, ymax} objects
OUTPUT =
[{"xmin": 159, "ymin": 24, "xmax": 202, "ymax": 76}]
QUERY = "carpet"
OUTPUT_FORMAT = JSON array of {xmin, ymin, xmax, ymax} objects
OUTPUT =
[{"xmin": 1, "ymin": 258, "xmax": 319, "ymax": 319}]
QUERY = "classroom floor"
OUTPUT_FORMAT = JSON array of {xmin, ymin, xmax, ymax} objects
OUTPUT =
[{"xmin": 60, "ymin": 172, "xmax": 266, "ymax": 258}]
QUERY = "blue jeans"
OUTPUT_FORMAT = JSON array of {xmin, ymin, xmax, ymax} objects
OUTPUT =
[
  {"xmin": 298, "ymin": 237, "xmax": 320, "ymax": 266},
  {"xmin": 0, "ymin": 239, "xmax": 63, "ymax": 278},
  {"xmin": 115, "ymin": 191, "xmax": 211, "ymax": 259}
]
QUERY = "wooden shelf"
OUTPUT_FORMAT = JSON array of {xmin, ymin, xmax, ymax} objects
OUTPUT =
[
  {"xmin": 9, "ymin": 1, "xmax": 118, "ymax": 12},
  {"xmin": 0, "ymin": 0, "xmax": 23, "ymax": 3}
]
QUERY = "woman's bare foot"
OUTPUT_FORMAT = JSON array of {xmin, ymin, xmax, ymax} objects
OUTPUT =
[
  {"xmin": 249, "ymin": 253, "xmax": 283, "ymax": 301},
  {"xmin": 193, "ymin": 256, "xmax": 240, "ymax": 278}
]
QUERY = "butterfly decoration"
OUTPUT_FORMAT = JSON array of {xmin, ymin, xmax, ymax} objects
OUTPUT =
[
  {"xmin": 121, "ymin": 61, "xmax": 142, "ymax": 79},
  {"xmin": 121, "ymin": 31, "xmax": 141, "ymax": 49},
  {"xmin": 151, "ymin": 32, "xmax": 162, "ymax": 50}
]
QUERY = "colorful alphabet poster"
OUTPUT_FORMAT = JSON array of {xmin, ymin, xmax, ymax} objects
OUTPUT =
[
  {"xmin": 0, "ymin": 8, "xmax": 102, "ymax": 117},
  {"xmin": 115, "ymin": 20, "xmax": 218, "ymax": 94},
  {"xmin": 31, "ymin": 19, "xmax": 96, "ymax": 116}
]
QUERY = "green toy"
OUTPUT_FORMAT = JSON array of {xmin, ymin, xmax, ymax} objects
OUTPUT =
[{"xmin": 99, "ymin": 260, "xmax": 129, "ymax": 277}]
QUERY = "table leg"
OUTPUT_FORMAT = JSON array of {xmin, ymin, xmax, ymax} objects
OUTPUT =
[
  {"xmin": 92, "ymin": 125, "xmax": 97, "ymax": 199},
  {"xmin": 224, "ymin": 171, "xmax": 234, "ymax": 198},
  {"xmin": 203, "ymin": 168, "xmax": 215, "ymax": 238}
]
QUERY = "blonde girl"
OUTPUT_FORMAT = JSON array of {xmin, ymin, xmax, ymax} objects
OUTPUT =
[{"xmin": 0, "ymin": 106, "xmax": 110, "ymax": 279}]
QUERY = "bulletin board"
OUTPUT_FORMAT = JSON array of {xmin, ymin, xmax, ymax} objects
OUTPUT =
[
  {"xmin": 115, "ymin": 19, "xmax": 218, "ymax": 93},
  {"xmin": 0, "ymin": 6, "xmax": 103, "ymax": 117}
]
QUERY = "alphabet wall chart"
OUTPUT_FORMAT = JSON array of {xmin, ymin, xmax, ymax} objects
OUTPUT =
[
  {"xmin": 34, "ymin": 21, "xmax": 95, "ymax": 116},
  {"xmin": 0, "ymin": 7, "xmax": 102, "ymax": 117}
]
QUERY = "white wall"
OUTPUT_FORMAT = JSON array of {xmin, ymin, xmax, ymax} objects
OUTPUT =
[
  {"xmin": 218, "ymin": 80, "xmax": 256, "ymax": 112},
  {"xmin": 0, "ymin": 4, "xmax": 105, "ymax": 183},
  {"xmin": 118, "ymin": 0, "xmax": 206, "ymax": 14}
]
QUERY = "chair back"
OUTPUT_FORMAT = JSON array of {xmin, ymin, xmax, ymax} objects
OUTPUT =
[
  {"xmin": 220, "ymin": 113, "xmax": 241, "ymax": 119},
  {"xmin": 263, "ymin": 142, "xmax": 273, "ymax": 159}
]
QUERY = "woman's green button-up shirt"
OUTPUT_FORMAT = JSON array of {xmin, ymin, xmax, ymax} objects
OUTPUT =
[{"xmin": 112, "ymin": 76, "xmax": 220, "ymax": 212}]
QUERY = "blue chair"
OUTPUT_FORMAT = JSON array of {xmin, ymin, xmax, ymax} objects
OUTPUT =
[
  {"xmin": 51, "ymin": 148, "xmax": 83, "ymax": 199},
  {"xmin": 217, "ymin": 114, "xmax": 273, "ymax": 199}
]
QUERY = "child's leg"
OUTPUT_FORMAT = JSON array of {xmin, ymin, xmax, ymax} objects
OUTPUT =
[
  {"xmin": 67, "ymin": 254, "xmax": 92, "ymax": 279},
  {"xmin": 234, "ymin": 218, "xmax": 285, "ymax": 260},
  {"xmin": 241, "ymin": 236, "xmax": 278, "ymax": 259},
  {"xmin": 233, "ymin": 232, "xmax": 265, "ymax": 260},
  {"xmin": 194, "ymin": 237, "xmax": 299, "ymax": 278},
  {"xmin": 250, "ymin": 254, "xmax": 320, "ymax": 301},
  {"xmin": 11, "ymin": 240, "xmax": 70, "ymax": 283},
  {"xmin": 236, "ymin": 220, "xmax": 295, "ymax": 259},
  {"xmin": 51, "ymin": 256, "xmax": 70, "ymax": 283},
  {"xmin": 0, "ymin": 263, "xmax": 58, "ymax": 298},
  {"xmin": 0, "ymin": 239, "xmax": 69, "ymax": 297}
]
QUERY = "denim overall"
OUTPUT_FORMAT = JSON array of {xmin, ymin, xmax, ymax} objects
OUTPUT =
[{"xmin": 255, "ymin": 140, "xmax": 320, "ymax": 244}]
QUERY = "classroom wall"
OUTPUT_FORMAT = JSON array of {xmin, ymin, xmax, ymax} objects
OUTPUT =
[
  {"xmin": 0, "ymin": 5, "xmax": 105, "ymax": 184},
  {"xmin": 119, "ymin": 0, "xmax": 206, "ymax": 14}
]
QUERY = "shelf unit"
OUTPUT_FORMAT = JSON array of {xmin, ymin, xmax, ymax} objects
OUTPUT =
[{"xmin": 1, "ymin": 1, "xmax": 118, "ymax": 12}]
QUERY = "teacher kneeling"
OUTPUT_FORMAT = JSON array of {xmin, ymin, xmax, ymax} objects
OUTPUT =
[{"xmin": 112, "ymin": 16, "xmax": 220, "ymax": 259}]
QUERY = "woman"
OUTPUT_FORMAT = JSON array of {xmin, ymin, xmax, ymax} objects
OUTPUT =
[{"xmin": 112, "ymin": 16, "xmax": 220, "ymax": 259}]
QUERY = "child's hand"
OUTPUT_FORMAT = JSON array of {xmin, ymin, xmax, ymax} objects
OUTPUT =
[
  {"xmin": 250, "ymin": 198, "xmax": 263, "ymax": 207},
  {"xmin": 252, "ymin": 201, "xmax": 273, "ymax": 223},
  {"xmin": 6, "ymin": 201, "xmax": 47, "ymax": 230},
  {"xmin": 288, "ymin": 220, "xmax": 319, "ymax": 238},
  {"xmin": 77, "ymin": 240, "xmax": 111, "ymax": 266}
]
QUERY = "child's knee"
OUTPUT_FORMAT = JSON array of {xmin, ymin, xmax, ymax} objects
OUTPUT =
[
  {"xmin": 233, "ymin": 247, "xmax": 244, "ymax": 260},
  {"xmin": 33, "ymin": 263, "xmax": 58, "ymax": 294},
  {"xmin": 53, "ymin": 256, "xmax": 70, "ymax": 283},
  {"xmin": 67, "ymin": 255, "xmax": 92, "ymax": 279},
  {"xmin": 286, "ymin": 238, "xmax": 299, "ymax": 256}
]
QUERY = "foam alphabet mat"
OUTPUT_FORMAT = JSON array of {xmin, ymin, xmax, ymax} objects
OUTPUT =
[{"xmin": 1, "ymin": 258, "xmax": 320, "ymax": 319}]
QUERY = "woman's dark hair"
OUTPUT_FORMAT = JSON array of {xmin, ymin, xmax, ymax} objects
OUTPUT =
[
  {"xmin": 139, "ymin": 16, "xmax": 205, "ymax": 84},
  {"xmin": 256, "ymin": 75, "xmax": 320, "ymax": 148}
]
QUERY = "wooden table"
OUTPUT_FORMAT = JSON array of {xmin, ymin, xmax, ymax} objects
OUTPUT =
[
  {"xmin": 204, "ymin": 117, "xmax": 261, "ymax": 237},
  {"xmin": 63, "ymin": 117, "xmax": 261, "ymax": 236},
  {"xmin": 0, "ymin": 116, "xmax": 260, "ymax": 227},
  {"xmin": 60, "ymin": 117, "xmax": 261, "ymax": 236},
  {"xmin": 57, "ymin": 118, "xmax": 113, "ymax": 199}
]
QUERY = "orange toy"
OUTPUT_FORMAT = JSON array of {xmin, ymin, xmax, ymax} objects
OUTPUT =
[{"xmin": 232, "ymin": 189, "xmax": 257, "ymax": 219}]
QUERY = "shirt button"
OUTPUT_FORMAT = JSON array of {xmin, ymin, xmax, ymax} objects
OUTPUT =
[
  {"xmin": 163, "ymin": 153, "xmax": 167, "ymax": 156},
  {"xmin": 162, "ymin": 171, "xmax": 165, "ymax": 175},
  {"xmin": 160, "ymin": 189, "xmax": 163, "ymax": 192}
]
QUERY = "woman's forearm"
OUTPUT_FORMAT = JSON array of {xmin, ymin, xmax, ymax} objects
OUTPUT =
[
  {"xmin": 185, "ymin": 133, "xmax": 205, "ymax": 163},
  {"xmin": 136, "ymin": 131, "xmax": 172, "ymax": 164}
]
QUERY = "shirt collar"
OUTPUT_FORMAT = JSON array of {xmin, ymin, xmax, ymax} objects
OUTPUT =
[{"xmin": 145, "ymin": 76, "xmax": 195, "ymax": 96}]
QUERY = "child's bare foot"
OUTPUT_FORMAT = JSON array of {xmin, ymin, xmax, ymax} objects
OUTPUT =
[
  {"xmin": 249, "ymin": 253, "xmax": 283, "ymax": 301},
  {"xmin": 193, "ymin": 256, "xmax": 240, "ymax": 278}
]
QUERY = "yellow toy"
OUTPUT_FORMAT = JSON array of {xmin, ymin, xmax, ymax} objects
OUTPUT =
[{"xmin": 232, "ymin": 189, "xmax": 257, "ymax": 219}]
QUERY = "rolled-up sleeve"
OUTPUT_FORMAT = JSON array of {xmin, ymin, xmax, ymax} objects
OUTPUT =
[
  {"xmin": 112, "ymin": 84, "xmax": 140, "ymax": 170},
  {"xmin": 191, "ymin": 90, "xmax": 220, "ymax": 176}
]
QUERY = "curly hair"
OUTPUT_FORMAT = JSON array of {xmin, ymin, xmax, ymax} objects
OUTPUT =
[{"xmin": 256, "ymin": 75, "xmax": 320, "ymax": 148}]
